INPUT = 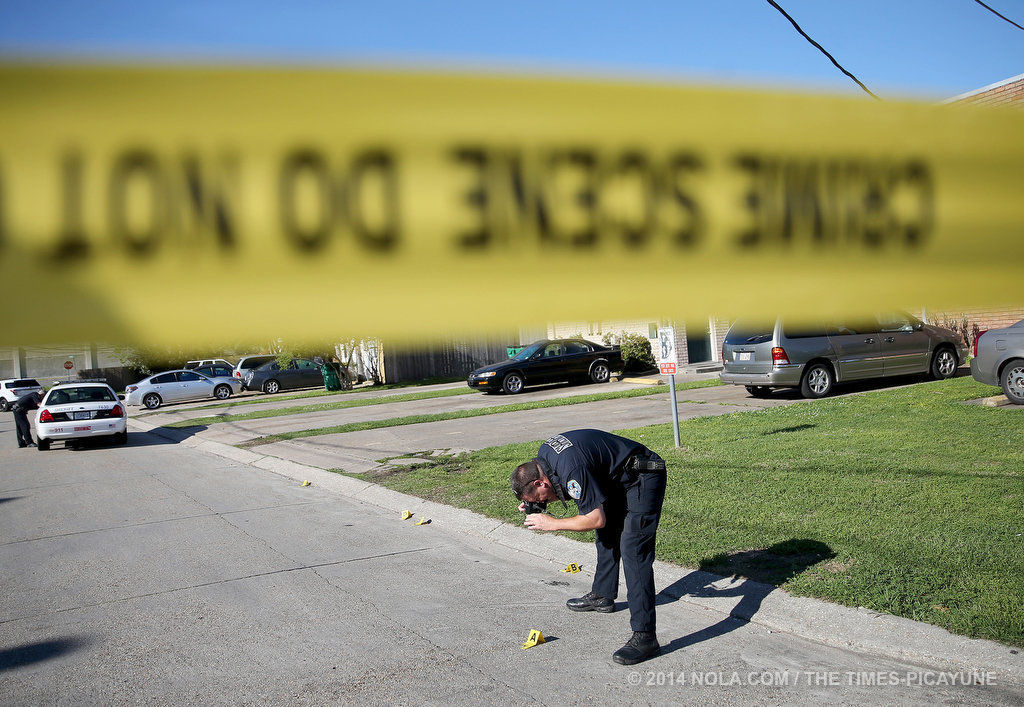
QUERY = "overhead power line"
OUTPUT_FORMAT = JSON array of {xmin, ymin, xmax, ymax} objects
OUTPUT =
[
  {"xmin": 973, "ymin": 0, "xmax": 1024, "ymax": 31},
  {"xmin": 764, "ymin": 0, "xmax": 880, "ymax": 100}
]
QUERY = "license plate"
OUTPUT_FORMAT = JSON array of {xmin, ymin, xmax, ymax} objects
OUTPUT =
[
  {"xmin": 73, "ymin": 411, "xmax": 92, "ymax": 420},
  {"xmin": 736, "ymin": 352, "xmax": 752, "ymax": 361}
]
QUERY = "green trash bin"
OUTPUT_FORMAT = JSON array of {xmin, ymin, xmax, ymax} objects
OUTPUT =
[{"xmin": 319, "ymin": 362, "xmax": 342, "ymax": 392}]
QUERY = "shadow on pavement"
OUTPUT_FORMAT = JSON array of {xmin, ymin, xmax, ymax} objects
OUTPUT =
[
  {"xmin": 0, "ymin": 496, "xmax": 22, "ymax": 505},
  {"xmin": 655, "ymin": 539, "xmax": 834, "ymax": 656},
  {"xmin": 0, "ymin": 636, "xmax": 92, "ymax": 672}
]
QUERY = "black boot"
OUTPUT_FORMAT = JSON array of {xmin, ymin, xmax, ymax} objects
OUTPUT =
[
  {"xmin": 613, "ymin": 631, "xmax": 660, "ymax": 665},
  {"xmin": 566, "ymin": 591, "xmax": 614, "ymax": 613}
]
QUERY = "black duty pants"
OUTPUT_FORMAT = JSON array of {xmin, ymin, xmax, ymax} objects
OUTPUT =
[
  {"xmin": 591, "ymin": 466, "xmax": 667, "ymax": 632},
  {"xmin": 13, "ymin": 409, "xmax": 34, "ymax": 446}
]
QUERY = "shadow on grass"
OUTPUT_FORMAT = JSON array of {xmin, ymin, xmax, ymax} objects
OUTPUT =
[
  {"xmin": 655, "ymin": 539, "xmax": 834, "ymax": 656},
  {"xmin": 0, "ymin": 635, "xmax": 92, "ymax": 672},
  {"xmin": 762, "ymin": 424, "xmax": 815, "ymax": 435},
  {"xmin": 755, "ymin": 368, "xmax": 971, "ymax": 402}
]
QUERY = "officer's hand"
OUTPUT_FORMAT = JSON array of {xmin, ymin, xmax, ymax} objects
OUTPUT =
[{"xmin": 524, "ymin": 513, "xmax": 555, "ymax": 531}]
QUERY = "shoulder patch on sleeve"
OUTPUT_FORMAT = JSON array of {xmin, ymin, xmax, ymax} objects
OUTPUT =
[
  {"xmin": 567, "ymin": 479, "xmax": 582, "ymax": 499},
  {"xmin": 545, "ymin": 434, "xmax": 574, "ymax": 454}
]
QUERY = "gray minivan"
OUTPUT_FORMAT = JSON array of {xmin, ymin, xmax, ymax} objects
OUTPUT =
[{"xmin": 720, "ymin": 312, "xmax": 967, "ymax": 398}]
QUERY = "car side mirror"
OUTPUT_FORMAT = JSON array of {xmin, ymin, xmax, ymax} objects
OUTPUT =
[{"xmin": 118, "ymin": 393, "xmax": 125, "ymax": 400}]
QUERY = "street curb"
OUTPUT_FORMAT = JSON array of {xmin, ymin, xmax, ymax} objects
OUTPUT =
[{"xmin": 129, "ymin": 418, "xmax": 1023, "ymax": 685}]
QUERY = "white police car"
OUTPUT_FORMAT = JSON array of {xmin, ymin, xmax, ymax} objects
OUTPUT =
[{"xmin": 35, "ymin": 382, "xmax": 127, "ymax": 451}]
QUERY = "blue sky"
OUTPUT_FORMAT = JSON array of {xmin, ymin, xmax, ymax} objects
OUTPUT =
[{"xmin": 0, "ymin": 1, "xmax": 1020, "ymax": 99}]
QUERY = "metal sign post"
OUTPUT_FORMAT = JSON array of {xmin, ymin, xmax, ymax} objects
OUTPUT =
[{"xmin": 656, "ymin": 327, "xmax": 681, "ymax": 448}]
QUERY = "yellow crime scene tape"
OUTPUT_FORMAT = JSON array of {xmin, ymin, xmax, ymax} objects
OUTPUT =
[{"xmin": 1, "ymin": 65, "xmax": 1021, "ymax": 346}]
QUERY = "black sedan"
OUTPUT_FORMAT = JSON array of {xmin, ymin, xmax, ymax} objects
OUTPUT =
[{"xmin": 468, "ymin": 339, "xmax": 622, "ymax": 394}]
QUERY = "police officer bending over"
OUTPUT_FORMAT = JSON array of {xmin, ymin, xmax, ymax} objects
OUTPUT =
[
  {"xmin": 12, "ymin": 391, "xmax": 42, "ymax": 448},
  {"xmin": 511, "ymin": 429, "xmax": 667, "ymax": 665}
]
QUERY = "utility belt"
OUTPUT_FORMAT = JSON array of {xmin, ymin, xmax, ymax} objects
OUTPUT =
[{"xmin": 624, "ymin": 454, "xmax": 667, "ymax": 473}]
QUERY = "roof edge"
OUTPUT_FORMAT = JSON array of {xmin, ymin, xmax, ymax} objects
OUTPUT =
[{"xmin": 942, "ymin": 72, "xmax": 1024, "ymax": 104}]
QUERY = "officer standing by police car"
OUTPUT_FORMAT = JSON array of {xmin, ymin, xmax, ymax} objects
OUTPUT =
[
  {"xmin": 510, "ymin": 429, "xmax": 667, "ymax": 665},
  {"xmin": 11, "ymin": 390, "xmax": 43, "ymax": 448}
]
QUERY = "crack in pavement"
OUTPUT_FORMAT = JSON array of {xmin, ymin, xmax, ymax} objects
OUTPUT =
[
  {"xmin": 0, "ymin": 547, "xmax": 433, "ymax": 626},
  {"xmin": 0, "ymin": 500, "xmax": 317, "ymax": 547}
]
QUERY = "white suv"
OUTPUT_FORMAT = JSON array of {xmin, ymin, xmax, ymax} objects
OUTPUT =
[{"xmin": 0, "ymin": 378, "xmax": 44, "ymax": 412}]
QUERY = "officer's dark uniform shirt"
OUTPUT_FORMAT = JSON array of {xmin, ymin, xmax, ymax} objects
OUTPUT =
[
  {"xmin": 14, "ymin": 391, "xmax": 42, "ymax": 411},
  {"xmin": 537, "ymin": 429, "xmax": 647, "ymax": 515}
]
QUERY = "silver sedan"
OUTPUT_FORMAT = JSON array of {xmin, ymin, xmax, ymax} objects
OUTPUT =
[
  {"xmin": 125, "ymin": 369, "xmax": 243, "ymax": 410},
  {"xmin": 971, "ymin": 319, "xmax": 1024, "ymax": 405}
]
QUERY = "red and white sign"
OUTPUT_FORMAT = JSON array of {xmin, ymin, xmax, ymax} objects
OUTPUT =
[
  {"xmin": 655, "ymin": 327, "xmax": 678, "ymax": 377},
  {"xmin": 63, "ymin": 360, "xmax": 74, "ymax": 370}
]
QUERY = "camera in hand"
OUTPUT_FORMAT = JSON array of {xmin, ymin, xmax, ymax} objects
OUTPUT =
[{"xmin": 523, "ymin": 501, "xmax": 547, "ymax": 514}]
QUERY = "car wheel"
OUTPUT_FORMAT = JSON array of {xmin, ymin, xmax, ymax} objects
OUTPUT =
[
  {"xmin": 0, "ymin": 399, "xmax": 8, "ymax": 412},
  {"xmin": 502, "ymin": 372, "xmax": 525, "ymax": 394},
  {"xmin": 143, "ymin": 393, "xmax": 162, "ymax": 410},
  {"xmin": 37, "ymin": 439, "xmax": 50, "ymax": 451},
  {"xmin": 800, "ymin": 363, "xmax": 834, "ymax": 399},
  {"xmin": 745, "ymin": 385, "xmax": 772, "ymax": 398},
  {"xmin": 590, "ymin": 361, "xmax": 611, "ymax": 384},
  {"xmin": 214, "ymin": 384, "xmax": 232, "ymax": 400},
  {"xmin": 930, "ymin": 347, "xmax": 958, "ymax": 380},
  {"xmin": 262, "ymin": 379, "xmax": 281, "ymax": 395},
  {"xmin": 1000, "ymin": 358, "xmax": 1024, "ymax": 405}
]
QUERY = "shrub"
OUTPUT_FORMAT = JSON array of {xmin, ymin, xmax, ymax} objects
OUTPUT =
[{"xmin": 605, "ymin": 331, "xmax": 656, "ymax": 372}]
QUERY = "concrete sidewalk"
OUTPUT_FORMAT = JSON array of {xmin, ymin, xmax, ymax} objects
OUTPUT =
[
  {"xmin": 3, "ymin": 415, "xmax": 1020, "ymax": 703},
  {"xmin": 239, "ymin": 384, "xmax": 792, "ymax": 473}
]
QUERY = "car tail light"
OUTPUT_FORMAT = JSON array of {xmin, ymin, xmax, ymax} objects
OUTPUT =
[
  {"xmin": 126, "ymin": 385, "xmax": 138, "ymax": 393},
  {"xmin": 39, "ymin": 409, "xmax": 53, "ymax": 422},
  {"xmin": 771, "ymin": 347, "xmax": 790, "ymax": 365},
  {"xmin": 110, "ymin": 404, "xmax": 124, "ymax": 417},
  {"xmin": 973, "ymin": 330, "xmax": 987, "ymax": 358}
]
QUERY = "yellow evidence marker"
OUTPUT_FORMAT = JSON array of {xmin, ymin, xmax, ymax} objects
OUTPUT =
[
  {"xmin": 521, "ymin": 630, "xmax": 545, "ymax": 649},
  {"xmin": 414, "ymin": 516, "xmax": 431, "ymax": 525},
  {"xmin": 563, "ymin": 563, "xmax": 582, "ymax": 573},
  {"xmin": 400, "ymin": 510, "xmax": 412, "ymax": 520},
  {"xmin": 300, "ymin": 480, "xmax": 311, "ymax": 487}
]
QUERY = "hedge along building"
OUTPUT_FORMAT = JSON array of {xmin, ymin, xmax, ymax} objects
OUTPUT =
[{"xmin": 549, "ymin": 75, "xmax": 1024, "ymax": 365}]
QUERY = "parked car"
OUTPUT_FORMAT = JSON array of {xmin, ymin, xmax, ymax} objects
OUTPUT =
[
  {"xmin": 720, "ymin": 312, "xmax": 967, "ymax": 399},
  {"xmin": 195, "ymin": 363, "xmax": 236, "ymax": 379},
  {"xmin": 233, "ymin": 354, "xmax": 276, "ymax": 382},
  {"xmin": 125, "ymin": 369, "xmax": 243, "ymax": 410},
  {"xmin": 184, "ymin": 358, "xmax": 234, "ymax": 370},
  {"xmin": 970, "ymin": 319, "xmax": 1024, "ymax": 405},
  {"xmin": 467, "ymin": 339, "xmax": 622, "ymax": 394},
  {"xmin": 34, "ymin": 382, "xmax": 127, "ymax": 450},
  {"xmin": 0, "ymin": 378, "xmax": 43, "ymax": 412},
  {"xmin": 244, "ymin": 358, "xmax": 323, "ymax": 394}
]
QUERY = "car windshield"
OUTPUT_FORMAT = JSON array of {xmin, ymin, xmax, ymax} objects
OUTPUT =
[
  {"xmin": 13, "ymin": 379, "xmax": 39, "ymax": 388},
  {"xmin": 725, "ymin": 321, "xmax": 774, "ymax": 345},
  {"xmin": 512, "ymin": 343, "xmax": 545, "ymax": 361},
  {"xmin": 46, "ymin": 387, "xmax": 115, "ymax": 405}
]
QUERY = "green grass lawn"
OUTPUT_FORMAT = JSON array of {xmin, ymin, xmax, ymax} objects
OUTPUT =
[
  {"xmin": 341, "ymin": 376, "xmax": 1024, "ymax": 647},
  {"xmin": 164, "ymin": 387, "xmax": 477, "ymax": 428},
  {"xmin": 235, "ymin": 380, "xmax": 721, "ymax": 447},
  {"xmin": 140, "ymin": 376, "xmax": 465, "ymax": 416}
]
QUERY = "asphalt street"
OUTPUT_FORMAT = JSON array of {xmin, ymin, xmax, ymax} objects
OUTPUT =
[{"xmin": 2, "ymin": 415, "xmax": 1018, "ymax": 704}]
